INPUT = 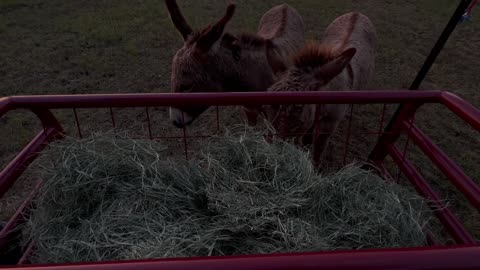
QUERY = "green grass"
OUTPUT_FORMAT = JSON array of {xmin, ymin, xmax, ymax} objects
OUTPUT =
[{"xmin": 0, "ymin": 0, "xmax": 479, "ymax": 240}]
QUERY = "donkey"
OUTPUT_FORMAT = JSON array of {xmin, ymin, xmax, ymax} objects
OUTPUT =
[
  {"xmin": 265, "ymin": 12, "xmax": 377, "ymax": 165},
  {"xmin": 165, "ymin": 0, "xmax": 304, "ymax": 128}
]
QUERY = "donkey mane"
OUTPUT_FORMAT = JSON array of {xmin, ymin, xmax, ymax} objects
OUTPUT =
[
  {"xmin": 293, "ymin": 12, "xmax": 361, "ymax": 71},
  {"xmin": 238, "ymin": 33, "xmax": 268, "ymax": 48},
  {"xmin": 293, "ymin": 42, "xmax": 337, "ymax": 71}
]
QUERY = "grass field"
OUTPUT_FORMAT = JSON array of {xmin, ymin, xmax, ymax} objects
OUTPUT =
[{"xmin": 1, "ymin": 0, "xmax": 479, "ymax": 242}]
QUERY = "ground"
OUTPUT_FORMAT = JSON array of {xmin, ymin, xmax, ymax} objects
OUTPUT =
[{"xmin": 0, "ymin": 0, "xmax": 479, "ymax": 241}]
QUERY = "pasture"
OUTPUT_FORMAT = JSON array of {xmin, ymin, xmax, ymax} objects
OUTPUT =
[{"xmin": 0, "ymin": 0, "xmax": 479, "ymax": 240}]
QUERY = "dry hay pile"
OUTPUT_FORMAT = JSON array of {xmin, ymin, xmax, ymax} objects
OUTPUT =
[{"xmin": 23, "ymin": 129, "xmax": 434, "ymax": 263}]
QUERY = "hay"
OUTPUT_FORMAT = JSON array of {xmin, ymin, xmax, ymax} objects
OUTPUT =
[{"xmin": 23, "ymin": 129, "xmax": 434, "ymax": 264}]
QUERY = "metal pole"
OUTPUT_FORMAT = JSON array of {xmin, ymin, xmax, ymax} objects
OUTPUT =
[
  {"xmin": 410, "ymin": 0, "xmax": 474, "ymax": 90},
  {"xmin": 368, "ymin": 0, "xmax": 473, "ymax": 162}
]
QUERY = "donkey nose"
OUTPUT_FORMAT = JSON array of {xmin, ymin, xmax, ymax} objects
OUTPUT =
[{"xmin": 172, "ymin": 120, "xmax": 185, "ymax": 129}]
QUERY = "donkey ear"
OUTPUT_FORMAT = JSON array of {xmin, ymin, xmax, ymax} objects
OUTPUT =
[
  {"xmin": 314, "ymin": 48, "xmax": 356, "ymax": 82},
  {"xmin": 196, "ymin": 3, "xmax": 236, "ymax": 52},
  {"xmin": 165, "ymin": 0, "xmax": 193, "ymax": 41}
]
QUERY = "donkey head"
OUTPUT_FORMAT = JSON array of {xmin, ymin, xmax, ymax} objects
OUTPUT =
[
  {"xmin": 166, "ymin": 0, "xmax": 245, "ymax": 128},
  {"xmin": 265, "ymin": 44, "xmax": 356, "ymax": 137},
  {"xmin": 290, "ymin": 44, "xmax": 357, "ymax": 91}
]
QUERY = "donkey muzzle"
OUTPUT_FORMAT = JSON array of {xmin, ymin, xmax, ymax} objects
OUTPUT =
[{"xmin": 169, "ymin": 107, "xmax": 194, "ymax": 129}]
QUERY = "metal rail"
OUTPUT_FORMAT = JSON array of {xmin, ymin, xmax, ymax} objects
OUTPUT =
[{"xmin": 7, "ymin": 246, "xmax": 480, "ymax": 270}]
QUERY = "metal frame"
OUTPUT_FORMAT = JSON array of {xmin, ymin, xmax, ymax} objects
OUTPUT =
[{"xmin": 0, "ymin": 90, "xmax": 479, "ymax": 269}]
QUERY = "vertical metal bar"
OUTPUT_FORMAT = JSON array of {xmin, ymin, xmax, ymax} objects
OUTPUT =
[
  {"xmin": 372, "ymin": 160, "xmax": 395, "ymax": 182},
  {"xmin": 31, "ymin": 110, "xmax": 49, "ymax": 141},
  {"xmin": 410, "ymin": 0, "xmax": 473, "ymax": 90},
  {"xmin": 216, "ymin": 106, "xmax": 220, "ymax": 131},
  {"xmin": 181, "ymin": 112, "xmax": 189, "ymax": 160},
  {"xmin": 402, "ymin": 116, "xmax": 416, "ymax": 161},
  {"xmin": 397, "ymin": 115, "xmax": 416, "ymax": 182},
  {"xmin": 109, "ymin": 108, "xmax": 116, "ymax": 128},
  {"xmin": 40, "ymin": 120, "xmax": 48, "ymax": 140},
  {"xmin": 361, "ymin": 105, "xmax": 387, "ymax": 173},
  {"xmin": 395, "ymin": 162, "xmax": 402, "ymax": 183},
  {"xmin": 369, "ymin": 103, "xmax": 421, "ymax": 162},
  {"xmin": 145, "ymin": 107, "xmax": 153, "ymax": 140},
  {"xmin": 31, "ymin": 108, "xmax": 64, "ymax": 135},
  {"xmin": 426, "ymin": 231, "xmax": 441, "ymax": 247},
  {"xmin": 343, "ymin": 105, "xmax": 354, "ymax": 165},
  {"xmin": 182, "ymin": 127, "xmax": 189, "ymax": 160},
  {"xmin": 73, "ymin": 108, "xmax": 82, "ymax": 138},
  {"xmin": 376, "ymin": 104, "xmax": 387, "ymax": 142}
]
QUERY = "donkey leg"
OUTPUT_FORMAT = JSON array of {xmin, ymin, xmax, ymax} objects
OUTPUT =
[
  {"xmin": 301, "ymin": 126, "xmax": 315, "ymax": 146},
  {"xmin": 312, "ymin": 118, "xmax": 340, "ymax": 167},
  {"xmin": 243, "ymin": 106, "xmax": 262, "ymax": 126}
]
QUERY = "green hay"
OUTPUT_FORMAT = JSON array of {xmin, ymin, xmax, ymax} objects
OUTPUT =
[{"xmin": 23, "ymin": 129, "xmax": 434, "ymax": 263}]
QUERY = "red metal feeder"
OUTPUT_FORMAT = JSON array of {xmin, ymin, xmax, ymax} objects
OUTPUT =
[{"xmin": 0, "ymin": 90, "xmax": 479, "ymax": 270}]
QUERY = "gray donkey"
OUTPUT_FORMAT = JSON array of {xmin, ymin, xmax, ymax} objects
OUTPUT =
[
  {"xmin": 165, "ymin": 0, "xmax": 304, "ymax": 128},
  {"xmin": 265, "ymin": 12, "xmax": 377, "ymax": 165}
]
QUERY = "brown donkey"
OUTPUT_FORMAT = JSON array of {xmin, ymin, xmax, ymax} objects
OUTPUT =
[
  {"xmin": 165, "ymin": 0, "xmax": 304, "ymax": 128},
  {"xmin": 265, "ymin": 12, "xmax": 376, "ymax": 165}
]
